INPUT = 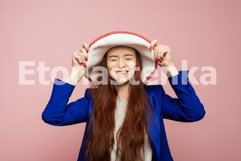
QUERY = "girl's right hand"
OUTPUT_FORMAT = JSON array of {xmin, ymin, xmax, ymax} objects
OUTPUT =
[
  {"xmin": 72, "ymin": 43, "xmax": 89, "ymax": 69},
  {"xmin": 64, "ymin": 43, "xmax": 89, "ymax": 85}
]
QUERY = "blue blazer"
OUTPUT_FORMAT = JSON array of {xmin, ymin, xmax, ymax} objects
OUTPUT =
[{"xmin": 42, "ymin": 70, "xmax": 206, "ymax": 161}]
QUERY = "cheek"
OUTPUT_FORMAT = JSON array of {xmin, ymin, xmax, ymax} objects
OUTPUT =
[
  {"xmin": 107, "ymin": 63, "xmax": 117, "ymax": 78},
  {"xmin": 127, "ymin": 61, "xmax": 136, "ymax": 70},
  {"xmin": 129, "ymin": 61, "xmax": 136, "ymax": 66},
  {"xmin": 107, "ymin": 63, "xmax": 115, "ymax": 73}
]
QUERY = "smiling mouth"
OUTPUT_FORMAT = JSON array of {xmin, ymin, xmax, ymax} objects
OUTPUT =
[{"xmin": 116, "ymin": 70, "xmax": 129, "ymax": 73}]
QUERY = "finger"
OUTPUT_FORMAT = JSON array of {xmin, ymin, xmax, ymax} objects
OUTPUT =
[
  {"xmin": 154, "ymin": 52, "xmax": 158, "ymax": 62},
  {"xmin": 157, "ymin": 60, "xmax": 163, "ymax": 66},
  {"xmin": 155, "ymin": 45, "xmax": 167, "ymax": 58},
  {"xmin": 153, "ymin": 40, "xmax": 160, "ymax": 47},
  {"xmin": 74, "ymin": 52, "xmax": 83, "ymax": 65},
  {"xmin": 154, "ymin": 51, "xmax": 164, "ymax": 64},
  {"xmin": 82, "ymin": 43, "xmax": 90, "ymax": 52},
  {"xmin": 81, "ymin": 48, "xmax": 88, "ymax": 61},
  {"xmin": 158, "ymin": 52, "xmax": 164, "ymax": 61},
  {"xmin": 73, "ymin": 55, "xmax": 83, "ymax": 66},
  {"xmin": 154, "ymin": 51, "xmax": 160, "ymax": 62},
  {"xmin": 74, "ymin": 52, "xmax": 82, "ymax": 60},
  {"xmin": 73, "ymin": 57, "xmax": 82, "ymax": 65},
  {"xmin": 161, "ymin": 46, "xmax": 170, "ymax": 58},
  {"xmin": 80, "ymin": 50, "xmax": 86, "ymax": 67},
  {"xmin": 79, "ymin": 44, "xmax": 86, "ymax": 52},
  {"xmin": 151, "ymin": 40, "xmax": 158, "ymax": 47},
  {"xmin": 150, "ymin": 40, "xmax": 157, "ymax": 50},
  {"xmin": 154, "ymin": 45, "xmax": 163, "ymax": 62},
  {"xmin": 151, "ymin": 40, "xmax": 161, "ymax": 51},
  {"xmin": 163, "ymin": 52, "xmax": 167, "ymax": 58}
]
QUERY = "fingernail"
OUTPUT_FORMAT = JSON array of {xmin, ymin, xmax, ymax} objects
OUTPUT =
[
  {"xmin": 84, "ymin": 56, "xmax": 88, "ymax": 61},
  {"xmin": 149, "ymin": 45, "xmax": 153, "ymax": 50},
  {"xmin": 85, "ymin": 46, "xmax": 89, "ymax": 52},
  {"xmin": 154, "ymin": 55, "xmax": 157, "ymax": 62}
]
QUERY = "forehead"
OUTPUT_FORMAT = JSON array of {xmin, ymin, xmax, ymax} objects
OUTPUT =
[{"xmin": 107, "ymin": 46, "xmax": 136, "ymax": 56}]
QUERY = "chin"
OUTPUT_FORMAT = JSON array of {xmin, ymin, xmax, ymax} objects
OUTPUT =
[
  {"xmin": 110, "ymin": 76, "xmax": 130, "ymax": 85},
  {"xmin": 110, "ymin": 72, "xmax": 134, "ymax": 85},
  {"xmin": 116, "ymin": 79, "xmax": 129, "ymax": 85}
]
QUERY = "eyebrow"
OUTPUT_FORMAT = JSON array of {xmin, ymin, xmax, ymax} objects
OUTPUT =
[
  {"xmin": 108, "ymin": 55, "xmax": 118, "ymax": 58},
  {"xmin": 108, "ymin": 54, "xmax": 134, "ymax": 58},
  {"xmin": 123, "ymin": 54, "xmax": 134, "ymax": 57}
]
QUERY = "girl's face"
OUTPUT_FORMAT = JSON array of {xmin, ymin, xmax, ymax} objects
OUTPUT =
[{"xmin": 107, "ymin": 46, "xmax": 137, "ymax": 84}]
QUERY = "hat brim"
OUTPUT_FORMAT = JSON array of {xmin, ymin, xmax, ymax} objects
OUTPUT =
[{"xmin": 84, "ymin": 31, "xmax": 157, "ymax": 84}]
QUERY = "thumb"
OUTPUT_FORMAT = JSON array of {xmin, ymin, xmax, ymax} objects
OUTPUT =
[{"xmin": 150, "ymin": 40, "xmax": 160, "ymax": 50}]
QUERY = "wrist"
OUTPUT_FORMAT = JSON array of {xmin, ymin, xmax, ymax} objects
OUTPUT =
[
  {"xmin": 161, "ymin": 62, "xmax": 179, "ymax": 77},
  {"xmin": 65, "ymin": 68, "xmax": 85, "ymax": 85}
]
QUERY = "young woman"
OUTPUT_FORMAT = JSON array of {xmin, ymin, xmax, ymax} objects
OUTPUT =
[{"xmin": 42, "ymin": 31, "xmax": 206, "ymax": 161}]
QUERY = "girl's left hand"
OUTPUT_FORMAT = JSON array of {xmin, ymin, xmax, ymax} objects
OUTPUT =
[{"xmin": 150, "ymin": 40, "xmax": 173, "ymax": 67}]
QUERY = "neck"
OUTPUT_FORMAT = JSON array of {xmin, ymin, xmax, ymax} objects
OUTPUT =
[{"xmin": 116, "ymin": 82, "xmax": 130, "ymax": 100}]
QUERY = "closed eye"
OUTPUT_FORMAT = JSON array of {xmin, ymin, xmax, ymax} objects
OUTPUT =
[{"xmin": 125, "ymin": 58, "xmax": 133, "ymax": 60}]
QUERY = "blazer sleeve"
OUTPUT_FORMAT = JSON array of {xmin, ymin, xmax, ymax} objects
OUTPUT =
[
  {"xmin": 42, "ymin": 78, "xmax": 91, "ymax": 126},
  {"xmin": 158, "ymin": 70, "xmax": 206, "ymax": 122}
]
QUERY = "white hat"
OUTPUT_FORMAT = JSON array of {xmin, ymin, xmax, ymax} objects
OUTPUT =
[{"xmin": 84, "ymin": 31, "xmax": 158, "ymax": 84}]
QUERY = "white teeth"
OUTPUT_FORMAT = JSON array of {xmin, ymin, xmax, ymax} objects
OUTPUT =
[{"xmin": 116, "ymin": 70, "xmax": 128, "ymax": 73}]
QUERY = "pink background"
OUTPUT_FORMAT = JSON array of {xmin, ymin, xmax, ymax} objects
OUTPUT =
[{"xmin": 1, "ymin": 0, "xmax": 241, "ymax": 161}]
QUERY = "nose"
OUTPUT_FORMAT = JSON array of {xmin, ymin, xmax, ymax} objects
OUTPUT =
[{"xmin": 117, "ymin": 58, "xmax": 126, "ymax": 68}]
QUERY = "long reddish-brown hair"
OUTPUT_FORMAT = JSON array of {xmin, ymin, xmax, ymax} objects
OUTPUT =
[{"xmin": 85, "ymin": 46, "xmax": 153, "ymax": 161}]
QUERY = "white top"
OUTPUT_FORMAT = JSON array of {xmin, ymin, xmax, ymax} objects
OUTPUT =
[{"xmin": 110, "ymin": 98, "xmax": 153, "ymax": 161}]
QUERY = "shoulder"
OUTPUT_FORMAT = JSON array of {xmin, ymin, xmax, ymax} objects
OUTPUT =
[
  {"xmin": 83, "ymin": 87, "xmax": 97, "ymax": 100},
  {"xmin": 144, "ymin": 84, "xmax": 165, "ymax": 97}
]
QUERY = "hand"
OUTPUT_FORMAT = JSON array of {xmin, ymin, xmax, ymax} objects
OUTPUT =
[
  {"xmin": 150, "ymin": 40, "xmax": 172, "ymax": 67},
  {"xmin": 72, "ymin": 43, "xmax": 89, "ymax": 69},
  {"xmin": 65, "ymin": 43, "xmax": 89, "ymax": 85},
  {"xmin": 150, "ymin": 40, "xmax": 179, "ymax": 77}
]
